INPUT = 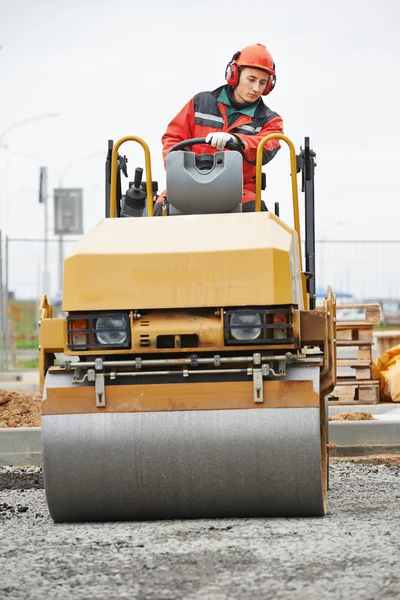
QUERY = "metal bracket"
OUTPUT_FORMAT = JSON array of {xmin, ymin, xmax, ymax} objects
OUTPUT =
[
  {"xmin": 261, "ymin": 364, "xmax": 270, "ymax": 377},
  {"xmin": 278, "ymin": 360, "xmax": 286, "ymax": 376},
  {"xmin": 95, "ymin": 373, "xmax": 106, "ymax": 408},
  {"xmin": 253, "ymin": 353, "xmax": 261, "ymax": 365},
  {"xmin": 253, "ymin": 368, "xmax": 263, "ymax": 404},
  {"xmin": 72, "ymin": 367, "xmax": 84, "ymax": 384}
]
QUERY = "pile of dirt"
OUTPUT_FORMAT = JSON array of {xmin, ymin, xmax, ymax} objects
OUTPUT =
[
  {"xmin": 329, "ymin": 411, "xmax": 375, "ymax": 421},
  {"xmin": 0, "ymin": 390, "xmax": 41, "ymax": 428}
]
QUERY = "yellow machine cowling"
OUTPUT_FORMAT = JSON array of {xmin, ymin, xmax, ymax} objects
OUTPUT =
[{"xmin": 62, "ymin": 211, "xmax": 303, "ymax": 312}]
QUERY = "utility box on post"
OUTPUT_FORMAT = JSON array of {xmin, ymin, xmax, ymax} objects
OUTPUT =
[{"xmin": 54, "ymin": 188, "xmax": 83, "ymax": 235}]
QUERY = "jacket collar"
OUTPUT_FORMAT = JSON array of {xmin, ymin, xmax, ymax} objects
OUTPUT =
[{"xmin": 211, "ymin": 85, "xmax": 270, "ymax": 119}]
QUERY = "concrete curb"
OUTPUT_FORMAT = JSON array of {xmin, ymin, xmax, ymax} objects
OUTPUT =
[
  {"xmin": 328, "ymin": 403, "xmax": 398, "ymax": 416},
  {"xmin": 0, "ymin": 369, "xmax": 40, "ymax": 391},
  {"xmin": 329, "ymin": 421, "xmax": 400, "ymax": 446},
  {"xmin": 0, "ymin": 428, "xmax": 42, "ymax": 466},
  {"xmin": 330, "ymin": 444, "xmax": 400, "ymax": 457}
]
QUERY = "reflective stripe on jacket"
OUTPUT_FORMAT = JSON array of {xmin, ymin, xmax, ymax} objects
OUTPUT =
[{"xmin": 161, "ymin": 85, "xmax": 284, "ymax": 202}]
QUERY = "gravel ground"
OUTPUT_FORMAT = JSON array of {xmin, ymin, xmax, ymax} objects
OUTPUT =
[{"xmin": 0, "ymin": 462, "xmax": 399, "ymax": 600}]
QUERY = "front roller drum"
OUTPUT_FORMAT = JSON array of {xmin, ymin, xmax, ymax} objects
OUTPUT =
[{"xmin": 42, "ymin": 372, "xmax": 327, "ymax": 522}]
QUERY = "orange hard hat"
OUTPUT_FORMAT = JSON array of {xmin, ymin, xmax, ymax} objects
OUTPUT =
[
  {"xmin": 236, "ymin": 44, "xmax": 275, "ymax": 75},
  {"xmin": 225, "ymin": 43, "xmax": 276, "ymax": 95}
]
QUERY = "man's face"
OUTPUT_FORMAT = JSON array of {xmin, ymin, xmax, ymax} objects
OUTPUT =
[{"xmin": 232, "ymin": 67, "xmax": 269, "ymax": 103}]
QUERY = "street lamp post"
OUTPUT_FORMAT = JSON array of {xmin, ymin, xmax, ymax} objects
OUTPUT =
[
  {"xmin": 0, "ymin": 113, "xmax": 59, "ymax": 228},
  {"xmin": 0, "ymin": 112, "xmax": 58, "ymax": 370},
  {"xmin": 55, "ymin": 152, "xmax": 104, "ymax": 295},
  {"xmin": 5, "ymin": 149, "xmax": 59, "ymax": 299},
  {"xmin": 3, "ymin": 148, "xmax": 103, "ymax": 298}
]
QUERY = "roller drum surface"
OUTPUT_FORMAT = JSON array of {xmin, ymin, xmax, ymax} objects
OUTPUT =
[{"xmin": 42, "ymin": 369, "xmax": 326, "ymax": 522}]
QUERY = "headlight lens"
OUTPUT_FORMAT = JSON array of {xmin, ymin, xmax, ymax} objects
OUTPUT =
[
  {"xmin": 95, "ymin": 316, "xmax": 128, "ymax": 345},
  {"xmin": 230, "ymin": 312, "xmax": 262, "ymax": 341}
]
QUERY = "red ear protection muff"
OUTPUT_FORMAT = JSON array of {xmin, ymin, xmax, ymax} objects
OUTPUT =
[
  {"xmin": 225, "ymin": 51, "xmax": 241, "ymax": 87},
  {"xmin": 225, "ymin": 51, "xmax": 277, "ymax": 96},
  {"xmin": 263, "ymin": 63, "xmax": 276, "ymax": 96}
]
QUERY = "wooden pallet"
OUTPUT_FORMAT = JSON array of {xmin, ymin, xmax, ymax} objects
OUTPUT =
[
  {"xmin": 336, "ymin": 303, "xmax": 381, "ymax": 343},
  {"xmin": 336, "ymin": 303, "xmax": 381, "ymax": 325},
  {"xmin": 336, "ymin": 326, "xmax": 374, "ymax": 343},
  {"xmin": 374, "ymin": 330, "xmax": 400, "ymax": 354},
  {"xmin": 337, "ymin": 358, "xmax": 372, "ymax": 380},
  {"xmin": 328, "ymin": 379, "xmax": 380, "ymax": 404},
  {"xmin": 329, "ymin": 304, "xmax": 381, "ymax": 404}
]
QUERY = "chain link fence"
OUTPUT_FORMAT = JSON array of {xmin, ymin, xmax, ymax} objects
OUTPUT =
[
  {"xmin": 1, "ymin": 234, "xmax": 399, "ymax": 370},
  {"xmin": 0, "ymin": 236, "xmax": 79, "ymax": 370},
  {"xmin": 316, "ymin": 240, "xmax": 400, "ymax": 300}
]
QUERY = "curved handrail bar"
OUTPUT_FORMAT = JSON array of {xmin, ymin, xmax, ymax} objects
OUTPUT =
[
  {"xmin": 255, "ymin": 133, "xmax": 302, "ymax": 267},
  {"xmin": 110, "ymin": 136, "xmax": 154, "ymax": 218}
]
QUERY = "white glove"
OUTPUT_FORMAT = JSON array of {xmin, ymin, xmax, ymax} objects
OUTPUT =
[{"xmin": 205, "ymin": 132, "xmax": 235, "ymax": 150}]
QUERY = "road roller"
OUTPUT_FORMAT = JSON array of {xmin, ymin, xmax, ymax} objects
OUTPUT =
[{"xmin": 39, "ymin": 134, "xmax": 336, "ymax": 522}]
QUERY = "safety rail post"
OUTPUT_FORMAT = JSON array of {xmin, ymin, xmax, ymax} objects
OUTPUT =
[
  {"xmin": 255, "ymin": 134, "xmax": 302, "ymax": 268},
  {"xmin": 302, "ymin": 137, "xmax": 317, "ymax": 309},
  {"xmin": 105, "ymin": 140, "xmax": 113, "ymax": 218},
  {"xmin": 110, "ymin": 137, "xmax": 154, "ymax": 218}
]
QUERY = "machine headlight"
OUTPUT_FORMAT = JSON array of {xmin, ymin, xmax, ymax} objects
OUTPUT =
[
  {"xmin": 67, "ymin": 312, "xmax": 130, "ymax": 350},
  {"xmin": 95, "ymin": 316, "xmax": 128, "ymax": 345},
  {"xmin": 230, "ymin": 312, "xmax": 262, "ymax": 341},
  {"xmin": 224, "ymin": 307, "xmax": 295, "ymax": 346}
]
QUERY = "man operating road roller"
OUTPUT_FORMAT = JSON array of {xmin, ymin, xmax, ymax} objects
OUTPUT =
[{"xmin": 155, "ymin": 43, "xmax": 284, "ymax": 214}]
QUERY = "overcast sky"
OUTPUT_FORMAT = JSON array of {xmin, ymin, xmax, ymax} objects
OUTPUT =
[{"xmin": 1, "ymin": 0, "xmax": 399, "ymax": 252}]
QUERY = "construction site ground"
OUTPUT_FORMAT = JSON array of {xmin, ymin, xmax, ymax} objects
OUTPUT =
[
  {"xmin": 0, "ymin": 382, "xmax": 399, "ymax": 598},
  {"xmin": 1, "ymin": 462, "xmax": 399, "ymax": 600},
  {"xmin": 1, "ymin": 373, "xmax": 399, "ymax": 597}
]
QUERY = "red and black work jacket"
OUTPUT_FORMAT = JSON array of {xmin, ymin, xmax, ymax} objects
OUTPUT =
[{"xmin": 161, "ymin": 85, "xmax": 284, "ymax": 202}]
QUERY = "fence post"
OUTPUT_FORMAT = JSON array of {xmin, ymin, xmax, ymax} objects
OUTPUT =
[
  {"xmin": 0, "ymin": 229, "xmax": 3, "ymax": 371},
  {"xmin": 5, "ymin": 235, "xmax": 9, "ymax": 371},
  {"xmin": 58, "ymin": 234, "xmax": 64, "ymax": 296}
]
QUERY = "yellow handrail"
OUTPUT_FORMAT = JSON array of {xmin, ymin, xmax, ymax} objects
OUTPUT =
[
  {"xmin": 255, "ymin": 133, "xmax": 302, "ymax": 267},
  {"xmin": 110, "ymin": 136, "xmax": 154, "ymax": 218}
]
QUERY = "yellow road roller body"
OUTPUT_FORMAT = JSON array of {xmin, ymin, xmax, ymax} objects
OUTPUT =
[{"xmin": 39, "ymin": 134, "xmax": 336, "ymax": 522}]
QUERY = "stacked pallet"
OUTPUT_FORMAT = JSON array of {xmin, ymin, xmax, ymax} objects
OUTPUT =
[{"xmin": 328, "ymin": 304, "xmax": 381, "ymax": 405}]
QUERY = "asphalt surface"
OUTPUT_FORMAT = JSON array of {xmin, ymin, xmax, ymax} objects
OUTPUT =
[{"xmin": 1, "ymin": 462, "xmax": 399, "ymax": 600}]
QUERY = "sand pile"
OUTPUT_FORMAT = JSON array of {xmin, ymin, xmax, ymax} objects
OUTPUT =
[
  {"xmin": 0, "ymin": 390, "xmax": 41, "ymax": 428},
  {"xmin": 329, "ymin": 411, "xmax": 375, "ymax": 421}
]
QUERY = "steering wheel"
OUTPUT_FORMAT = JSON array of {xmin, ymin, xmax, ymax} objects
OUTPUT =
[{"xmin": 168, "ymin": 137, "xmax": 244, "ymax": 157}]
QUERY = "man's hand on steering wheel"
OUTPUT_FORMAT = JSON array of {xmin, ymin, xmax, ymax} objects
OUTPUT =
[
  {"xmin": 205, "ymin": 132, "xmax": 243, "ymax": 151},
  {"xmin": 168, "ymin": 137, "xmax": 245, "ymax": 158}
]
